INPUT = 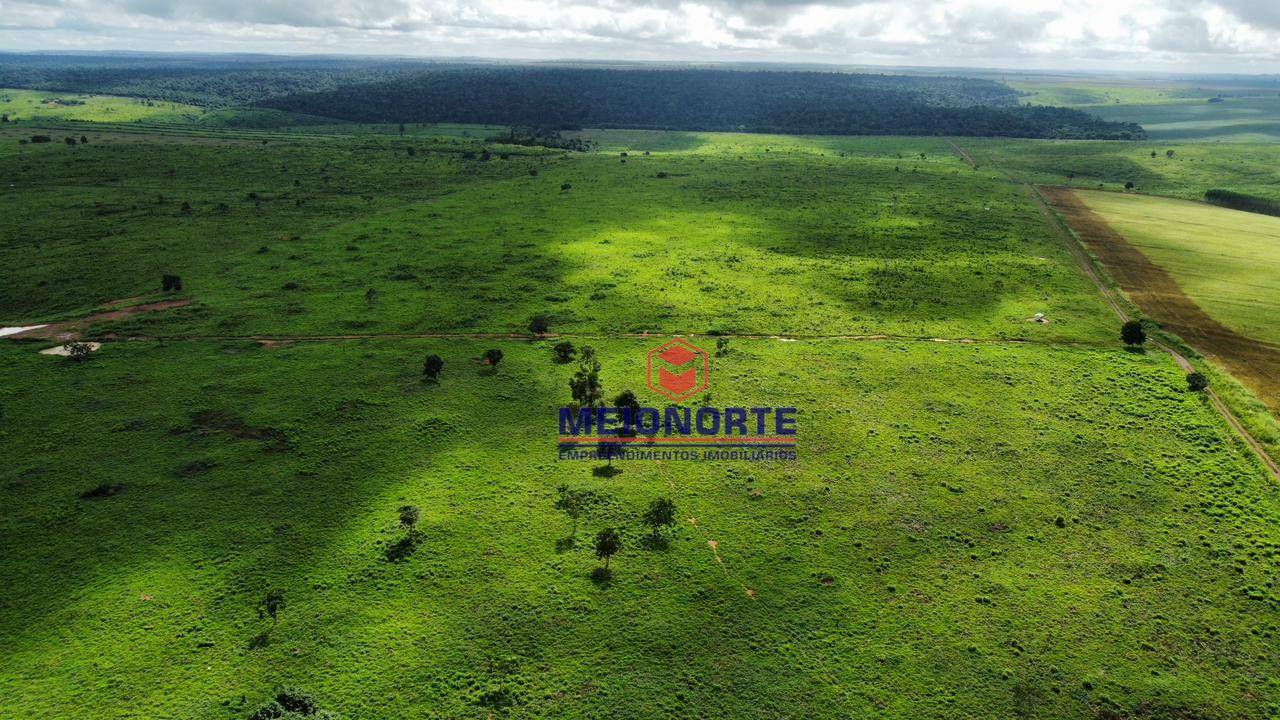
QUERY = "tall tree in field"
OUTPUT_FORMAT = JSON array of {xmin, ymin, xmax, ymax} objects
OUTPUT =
[
  {"xmin": 595, "ymin": 528, "xmax": 621, "ymax": 569},
  {"xmin": 643, "ymin": 498, "xmax": 677, "ymax": 540},
  {"xmin": 570, "ymin": 347, "xmax": 603, "ymax": 409},
  {"xmin": 554, "ymin": 485, "xmax": 596, "ymax": 538},
  {"xmin": 398, "ymin": 505, "xmax": 420, "ymax": 537}
]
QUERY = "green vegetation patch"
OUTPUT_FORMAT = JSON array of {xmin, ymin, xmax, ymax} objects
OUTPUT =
[
  {"xmin": 1, "ymin": 337, "xmax": 1277, "ymax": 719},
  {"xmin": 1, "ymin": 131, "xmax": 1115, "ymax": 343}
]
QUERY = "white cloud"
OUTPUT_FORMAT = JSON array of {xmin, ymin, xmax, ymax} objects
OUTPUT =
[{"xmin": 0, "ymin": 0, "xmax": 1278, "ymax": 71}]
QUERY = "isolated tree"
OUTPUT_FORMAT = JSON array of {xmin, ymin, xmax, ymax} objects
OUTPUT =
[
  {"xmin": 642, "ymin": 498, "xmax": 677, "ymax": 540},
  {"xmin": 553, "ymin": 341, "xmax": 576, "ymax": 364},
  {"xmin": 257, "ymin": 589, "xmax": 285, "ymax": 625},
  {"xmin": 597, "ymin": 439, "xmax": 623, "ymax": 469},
  {"xmin": 1186, "ymin": 372, "xmax": 1209, "ymax": 392},
  {"xmin": 561, "ymin": 183, "xmax": 572, "ymax": 191},
  {"xmin": 569, "ymin": 347, "xmax": 603, "ymax": 408},
  {"xmin": 398, "ymin": 505, "xmax": 420, "ymax": 536},
  {"xmin": 364, "ymin": 287, "xmax": 378, "ymax": 306},
  {"xmin": 482, "ymin": 348, "xmax": 503, "ymax": 367},
  {"xmin": 529, "ymin": 168, "xmax": 539, "ymax": 177},
  {"xmin": 554, "ymin": 485, "xmax": 595, "ymax": 537},
  {"xmin": 594, "ymin": 528, "xmax": 621, "ymax": 569},
  {"xmin": 715, "ymin": 338, "xmax": 730, "ymax": 356},
  {"xmin": 528, "ymin": 314, "xmax": 551, "ymax": 335},
  {"xmin": 1166, "ymin": 149, "xmax": 1175, "ymax": 159},
  {"xmin": 422, "ymin": 354, "xmax": 444, "ymax": 381},
  {"xmin": 1120, "ymin": 320, "xmax": 1146, "ymax": 348},
  {"xmin": 1125, "ymin": 181, "xmax": 1135, "ymax": 190},
  {"xmin": 406, "ymin": 146, "xmax": 416, "ymax": 157},
  {"xmin": 614, "ymin": 390, "xmax": 640, "ymax": 411},
  {"xmin": 79, "ymin": 135, "xmax": 87, "ymax": 144},
  {"xmin": 1150, "ymin": 150, "xmax": 1157, "ymax": 158},
  {"xmin": 614, "ymin": 390, "xmax": 641, "ymax": 436}
]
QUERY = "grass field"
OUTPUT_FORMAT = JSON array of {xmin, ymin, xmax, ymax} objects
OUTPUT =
[
  {"xmin": 3, "ymin": 111, "xmax": 1280, "ymax": 720},
  {"xmin": 0, "ymin": 129, "xmax": 1118, "ymax": 343},
  {"xmin": 0, "ymin": 87, "xmax": 203, "ymax": 124},
  {"xmin": 964, "ymin": 139, "xmax": 1280, "ymax": 202},
  {"xmin": 3, "ymin": 337, "xmax": 1279, "ymax": 720},
  {"xmin": 1086, "ymin": 98, "xmax": 1280, "ymax": 142},
  {"xmin": 1006, "ymin": 79, "xmax": 1217, "ymax": 107},
  {"xmin": 1072, "ymin": 190, "xmax": 1280, "ymax": 347}
]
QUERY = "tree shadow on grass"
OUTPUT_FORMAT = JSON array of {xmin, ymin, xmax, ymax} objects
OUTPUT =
[
  {"xmin": 589, "ymin": 567, "xmax": 612, "ymax": 587},
  {"xmin": 385, "ymin": 534, "xmax": 419, "ymax": 563}
]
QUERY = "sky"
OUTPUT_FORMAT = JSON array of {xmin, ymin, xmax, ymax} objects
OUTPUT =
[{"xmin": 2, "ymin": 0, "xmax": 1280, "ymax": 73}]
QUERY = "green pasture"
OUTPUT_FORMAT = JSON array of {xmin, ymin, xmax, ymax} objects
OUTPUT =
[
  {"xmin": 1086, "ymin": 97, "xmax": 1280, "ymax": 141},
  {"xmin": 2, "ymin": 106, "xmax": 1280, "ymax": 720},
  {"xmin": 0, "ymin": 87, "xmax": 202, "ymax": 124},
  {"xmin": 2, "ymin": 336, "xmax": 1277, "ymax": 720},
  {"xmin": 1, "ymin": 130, "xmax": 1116, "ymax": 343},
  {"xmin": 963, "ymin": 139, "xmax": 1280, "ymax": 202}
]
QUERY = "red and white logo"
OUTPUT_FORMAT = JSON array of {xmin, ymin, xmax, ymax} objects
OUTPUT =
[{"xmin": 646, "ymin": 338, "xmax": 710, "ymax": 402}]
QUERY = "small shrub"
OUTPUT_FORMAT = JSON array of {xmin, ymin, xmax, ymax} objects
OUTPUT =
[
  {"xmin": 63, "ymin": 341, "xmax": 92, "ymax": 362},
  {"xmin": 553, "ymin": 341, "xmax": 575, "ymax": 363},
  {"xmin": 482, "ymin": 348, "xmax": 503, "ymax": 367},
  {"xmin": 1186, "ymin": 372, "xmax": 1209, "ymax": 392},
  {"xmin": 79, "ymin": 482, "xmax": 124, "ymax": 500},
  {"xmin": 422, "ymin": 354, "xmax": 444, "ymax": 381},
  {"xmin": 528, "ymin": 314, "xmax": 551, "ymax": 335},
  {"xmin": 1120, "ymin": 320, "xmax": 1146, "ymax": 347}
]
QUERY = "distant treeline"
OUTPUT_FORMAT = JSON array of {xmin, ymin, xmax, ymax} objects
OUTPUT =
[
  {"xmin": 263, "ymin": 68, "xmax": 1144, "ymax": 139},
  {"xmin": 1204, "ymin": 189, "xmax": 1280, "ymax": 217},
  {"xmin": 0, "ymin": 54, "xmax": 1145, "ymax": 139},
  {"xmin": 0, "ymin": 53, "xmax": 426, "ymax": 106}
]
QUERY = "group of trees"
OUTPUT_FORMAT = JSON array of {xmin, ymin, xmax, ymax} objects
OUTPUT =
[
  {"xmin": 1204, "ymin": 189, "xmax": 1280, "ymax": 218},
  {"xmin": 484, "ymin": 127, "xmax": 594, "ymax": 152},
  {"xmin": 555, "ymin": 485, "xmax": 677, "ymax": 579}
]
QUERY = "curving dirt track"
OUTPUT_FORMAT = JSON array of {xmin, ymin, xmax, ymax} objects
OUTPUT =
[{"xmin": 1040, "ymin": 186, "xmax": 1280, "ymax": 415}]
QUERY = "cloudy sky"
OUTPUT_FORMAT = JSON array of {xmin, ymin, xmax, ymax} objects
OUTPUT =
[{"xmin": 2, "ymin": 0, "xmax": 1279, "ymax": 72}]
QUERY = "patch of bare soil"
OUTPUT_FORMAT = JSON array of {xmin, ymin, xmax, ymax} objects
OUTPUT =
[
  {"xmin": 5, "ymin": 299, "xmax": 190, "ymax": 341},
  {"xmin": 1041, "ymin": 187, "xmax": 1280, "ymax": 413}
]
